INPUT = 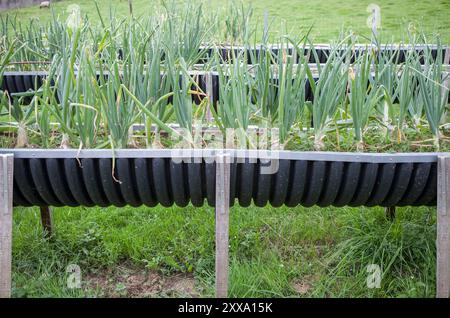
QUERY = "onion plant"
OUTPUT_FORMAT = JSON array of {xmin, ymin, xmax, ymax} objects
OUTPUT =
[
  {"xmin": 417, "ymin": 41, "xmax": 449, "ymax": 149},
  {"xmin": 223, "ymin": 1, "xmax": 254, "ymax": 43},
  {"xmin": 50, "ymin": 27, "xmax": 82, "ymax": 148},
  {"xmin": 273, "ymin": 38, "xmax": 309, "ymax": 143},
  {"xmin": 216, "ymin": 49, "xmax": 252, "ymax": 132},
  {"xmin": 0, "ymin": 40, "xmax": 17, "ymax": 93},
  {"xmin": 161, "ymin": 0, "xmax": 210, "ymax": 67},
  {"xmin": 5, "ymin": 95, "xmax": 35, "ymax": 148},
  {"xmin": 373, "ymin": 42, "xmax": 400, "ymax": 129},
  {"xmin": 141, "ymin": 23, "xmax": 172, "ymax": 147},
  {"xmin": 1, "ymin": 39, "xmax": 28, "ymax": 145},
  {"xmin": 96, "ymin": 61, "xmax": 139, "ymax": 149},
  {"xmin": 167, "ymin": 57, "xmax": 193, "ymax": 132},
  {"xmin": 1, "ymin": 16, "xmax": 47, "ymax": 68},
  {"xmin": 348, "ymin": 50, "xmax": 384, "ymax": 150},
  {"xmin": 393, "ymin": 49, "xmax": 419, "ymax": 142},
  {"xmin": 35, "ymin": 69, "xmax": 56, "ymax": 149},
  {"xmin": 119, "ymin": 18, "xmax": 170, "ymax": 147},
  {"xmin": 407, "ymin": 56, "xmax": 424, "ymax": 128},
  {"xmin": 71, "ymin": 46, "xmax": 100, "ymax": 149},
  {"xmin": 248, "ymin": 20, "xmax": 276, "ymax": 121},
  {"xmin": 308, "ymin": 37, "xmax": 353, "ymax": 150}
]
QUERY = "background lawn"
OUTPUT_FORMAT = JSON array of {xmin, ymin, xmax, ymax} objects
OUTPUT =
[
  {"xmin": 1, "ymin": 0, "xmax": 445, "ymax": 298},
  {"xmin": 1, "ymin": 0, "xmax": 450, "ymax": 42}
]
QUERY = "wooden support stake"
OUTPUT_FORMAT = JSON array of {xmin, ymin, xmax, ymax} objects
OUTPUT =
[
  {"xmin": 444, "ymin": 47, "xmax": 450, "ymax": 65},
  {"xmin": 385, "ymin": 206, "xmax": 396, "ymax": 221},
  {"xmin": 206, "ymin": 72, "xmax": 214, "ymax": 122},
  {"xmin": 0, "ymin": 154, "xmax": 13, "ymax": 298},
  {"xmin": 40, "ymin": 206, "xmax": 53, "ymax": 239},
  {"xmin": 215, "ymin": 153, "xmax": 231, "ymax": 298},
  {"xmin": 437, "ymin": 155, "xmax": 450, "ymax": 298}
]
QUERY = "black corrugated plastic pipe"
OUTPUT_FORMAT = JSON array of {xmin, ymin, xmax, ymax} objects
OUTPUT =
[{"xmin": 0, "ymin": 149, "xmax": 443, "ymax": 208}]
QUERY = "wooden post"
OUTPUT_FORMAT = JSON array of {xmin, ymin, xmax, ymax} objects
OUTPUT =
[
  {"xmin": 206, "ymin": 72, "xmax": 214, "ymax": 122},
  {"xmin": 385, "ymin": 206, "xmax": 396, "ymax": 221},
  {"xmin": 371, "ymin": 7, "xmax": 378, "ymax": 39},
  {"xmin": 0, "ymin": 154, "xmax": 13, "ymax": 298},
  {"xmin": 437, "ymin": 155, "xmax": 450, "ymax": 298},
  {"xmin": 128, "ymin": 0, "xmax": 133, "ymax": 16},
  {"xmin": 215, "ymin": 153, "xmax": 231, "ymax": 298},
  {"xmin": 40, "ymin": 206, "xmax": 53, "ymax": 238},
  {"xmin": 444, "ymin": 47, "xmax": 450, "ymax": 65}
]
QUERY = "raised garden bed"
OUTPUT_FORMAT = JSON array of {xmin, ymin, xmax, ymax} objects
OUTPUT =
[
  {"xmin": 0, "ymin": 149, "xmax": 440, "ymax": 208},
  {"xmin": 213, "ymin": 44, "xmax": 449, "ymax": 64},
  {"xmin": 4, "ymin": 44, "xmax": 449, "ymax": 69},
  {"xmin": 3, "ymin": 69, "xmax": 450, "ymax": 103},
  {"xmin": 0, "ymin": 148, "xmax": 449, "ymax": 299}
]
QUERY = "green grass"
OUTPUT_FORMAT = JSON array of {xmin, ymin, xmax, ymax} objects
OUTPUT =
[
  {"xmin": 1, "ymin": 0, "xmax": 450, "ymax": 42},
  {"xmin": 12, "ymin": 204, "xmax": 437, "ymax": 297}
]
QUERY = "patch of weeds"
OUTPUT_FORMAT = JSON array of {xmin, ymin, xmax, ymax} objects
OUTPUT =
[{"xmin": 314, "ymin": 207, "xmax": 436, "ymax": 297}]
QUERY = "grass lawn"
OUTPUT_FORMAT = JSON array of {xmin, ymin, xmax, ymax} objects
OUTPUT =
[
  {"xmin": 12, "ymin": 204, "xmax": 436, "ymax": 297},
  {"xmin": 2, "ymin": 0, "xmax": 445, "ymax": 298},
  {"xmin": 1, "ymin": 0, "xmax": 449, "ymax": 42}
]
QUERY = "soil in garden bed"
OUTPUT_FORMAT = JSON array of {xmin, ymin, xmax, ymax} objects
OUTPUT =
[{"xmin": 1, "ymin": 124, "xmax": 449, "ymax": 153}]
